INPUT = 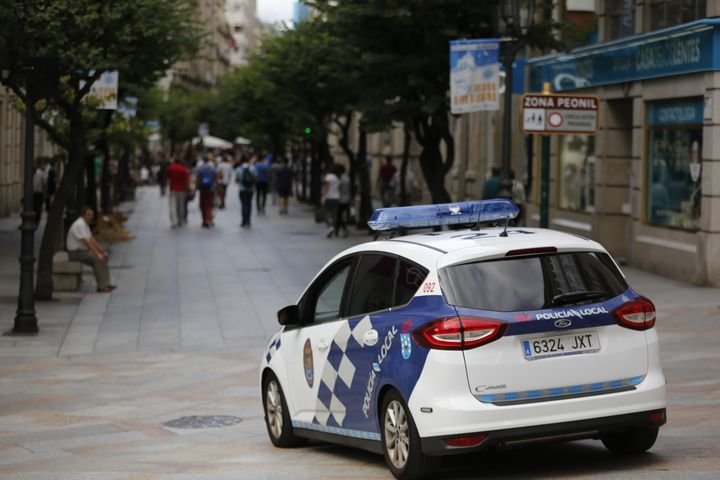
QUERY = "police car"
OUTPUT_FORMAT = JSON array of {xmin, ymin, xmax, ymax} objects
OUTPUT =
[{"xmin": 260, "ymin": 200, "xmax": 666, "ymax": 480}]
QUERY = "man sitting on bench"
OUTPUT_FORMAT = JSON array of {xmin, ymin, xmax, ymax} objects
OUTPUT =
[{"xmin": 66, "ymin": 206, "xmax": 116, "ymax": 293}]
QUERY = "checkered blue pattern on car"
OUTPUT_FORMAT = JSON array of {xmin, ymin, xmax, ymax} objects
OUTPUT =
[
  {"xmin": 265, "ymin": 334, "xmax": 282, "ymax": 364},
  {"xmin": 292, "ymin": 420, "xmax": 381, "ymax": 441},
  {"xmin": 312, "ymin": 315, "xmax": 374, "ymax": 427},
  {"xmin": 476, "ymin": 375, "xmax": 645, "ymax": 404}
]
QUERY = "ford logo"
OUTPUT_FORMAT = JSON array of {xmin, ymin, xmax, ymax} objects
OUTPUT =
[{"xmin": 554, "ymin": 319, "xmax": 572, "ymax": 328}]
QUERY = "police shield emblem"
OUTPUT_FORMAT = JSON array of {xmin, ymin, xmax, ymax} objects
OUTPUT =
[
  {"xmin": 400, "ymin": 333, "xmax": 411, "ymax": 360},
  {"xmin": 303, "ymin": 338, "xmax": 314, "ymax": 387}
]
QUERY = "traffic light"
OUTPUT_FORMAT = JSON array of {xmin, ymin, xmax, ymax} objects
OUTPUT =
[{"xmin": 304, "ymin": 127, "xmax": 311, "ymax": 135}]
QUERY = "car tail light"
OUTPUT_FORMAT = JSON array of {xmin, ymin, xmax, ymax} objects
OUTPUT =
[
  {"xmin": 613, "ymin": 297, "xmax": 656, "ymax": 331},
  {"xmin": 445, "ymin": 434, "xmax": 487, "ymax": 448},
  {"xmin": 413, "ymin": 317, "xmax": 506, "ymax": 350},
  {"xmin": 648, "ymin": 409, "xmax": 667, "ymax": 426}
]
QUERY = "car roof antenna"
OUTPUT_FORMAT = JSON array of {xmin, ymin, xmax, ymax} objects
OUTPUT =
[{"xmin": 499, "ymin": 216, "xmax": 510, "ymax": 237}]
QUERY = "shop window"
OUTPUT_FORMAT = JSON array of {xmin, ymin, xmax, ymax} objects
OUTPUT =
[
  {"xmin": 648, "ymin": 0, "xmax": 706, "ymax": 32},
  {"xmin": 559, "ymin": 135, "xmax": 596, "ymax": 213},
  {"xmin": 646, "ymin": 100, "xmax": 703, "ymax": 230},
  {"xmin": 606, "ymin": 0, "xmax": 635, "ymax": 40}
]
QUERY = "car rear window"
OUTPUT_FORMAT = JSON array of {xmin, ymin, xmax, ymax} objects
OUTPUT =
[{"xmin": 439, "ymin": 252, "xmax": 628, "ymax": 312}]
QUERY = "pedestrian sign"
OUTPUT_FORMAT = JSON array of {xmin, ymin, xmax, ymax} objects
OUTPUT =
[{"xmin": 521, "ymin": 93, "xmax": 599, "ymax": 135}]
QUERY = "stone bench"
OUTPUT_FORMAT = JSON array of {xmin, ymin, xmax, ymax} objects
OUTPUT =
[{"xmin": 52, "ymin": 252, "xmax": 84, "ymax": 291}]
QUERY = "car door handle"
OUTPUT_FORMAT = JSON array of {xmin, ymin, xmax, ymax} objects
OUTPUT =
[
  {"xmin": 318, "ymin": 340, "xmax": 329, "ymax": 352},
  {"xmin": 363, "ymin": 330, "xmax": 379, "ymax": 346}
]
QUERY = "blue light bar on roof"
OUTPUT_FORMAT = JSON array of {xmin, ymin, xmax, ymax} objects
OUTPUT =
[{"xmin": 367, "ymin": 200, "xmax": 519, "ymax": 231}]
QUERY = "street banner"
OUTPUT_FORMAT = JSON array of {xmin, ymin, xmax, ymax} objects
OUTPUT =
[
  {"xmin": 450, "ymin": 39, "xmax": 500, "ymax": 114},
  {"xmin": 86, "ymin": 70, "xmax": 119, "ymax": 110}
]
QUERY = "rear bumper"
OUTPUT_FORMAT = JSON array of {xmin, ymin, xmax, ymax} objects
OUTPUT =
[{"xmin": 421, "ymin": 408, "xmax": 666, "ymax": 455}]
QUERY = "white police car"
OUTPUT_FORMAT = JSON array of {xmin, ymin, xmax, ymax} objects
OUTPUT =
[{"xmin": 260, "ymin": 200, "xmax": 666, "ymax": 480}]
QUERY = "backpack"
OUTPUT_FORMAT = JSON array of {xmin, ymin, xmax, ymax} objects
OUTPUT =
[
  {"xmin": 198, "ymin": 166, "xmax": 214, "ymax": 190},
  {"xmin": 240, "ymin": 166, "xmax": 255, "ymax": 188}
]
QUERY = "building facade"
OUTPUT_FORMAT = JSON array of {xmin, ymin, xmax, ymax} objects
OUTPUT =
[
  {"xmin": 0, "ymin": 87, "xmax": 58, "ymax": 218},
  {"xmin": 526, "ymin": 0, "xmax": 719, "ymax": 285},
  {"xmin": 225, "ymin": 0, "xmax": 262, "ymax": 66},
  {"xmin": 168, "ymin": 0, "xmax": 233, "ymax": 89}
]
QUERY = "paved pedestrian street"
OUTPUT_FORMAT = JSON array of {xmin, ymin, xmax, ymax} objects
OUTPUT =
[{"xmin": 0, "ymin": 187, "xmax": 719, "ymax": 479}]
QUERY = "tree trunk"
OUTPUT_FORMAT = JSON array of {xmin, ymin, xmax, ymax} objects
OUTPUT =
[
  {"xmin": 356, "ymin": 128, "xmax": 372, "ymax": 229},
  {"xmin": 35, "ymin": 116, "xmax": 87, "ymax": 300},
  {"xmin": 400, "ymin": 126, "xmax": 412, "ymax": 206},
  {"xmin": 85, "ymin": 151, "xmax": 97, "ymax": 216},
  {"xmin": 415, "ymin": 115, "xmax": 453, "ymax": 204},
  {"xmin": 335, "ymin": 115, "xmax": 357, "ymax": 201}
]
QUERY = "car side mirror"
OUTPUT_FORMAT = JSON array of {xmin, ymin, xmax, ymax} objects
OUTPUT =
[{"xmin": 277, "ymin": 305, "xmax": 300, "ymax": 326}]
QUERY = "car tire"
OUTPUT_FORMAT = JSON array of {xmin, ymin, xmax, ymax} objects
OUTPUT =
[
  {"xmin": 380, "ymin": 390, "xmax": 438, "ymax": 480},
  {"xmin": 262, "ymin": 372, "xmax": 306, "ymax": 447},
  {"xmin": 601, "ymin": 426, "xmax": 659, "ymax": 454}
]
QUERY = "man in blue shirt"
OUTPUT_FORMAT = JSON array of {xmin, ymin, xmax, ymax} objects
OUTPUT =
[{"xmin": 254, "ymin": 155, "xmax": 270, "ymax": 214}]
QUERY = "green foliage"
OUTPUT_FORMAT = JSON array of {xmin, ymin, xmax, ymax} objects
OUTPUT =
[
  {"xmin": 0, "ymin": 0, "xmax": 202, "ymax": 91},
  {"xmin": 139, "ymin": 87, "xmax": 214, "ymax": 148}
]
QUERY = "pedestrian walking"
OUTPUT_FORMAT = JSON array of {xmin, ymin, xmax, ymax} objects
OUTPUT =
[
  {"xmin": 140, "ymin": 165, "xmax": 150, "ymax": 186},
  {"xmin": 378, "ymin": 156, "xmax": 397, "ymax": 207},
  {"xmin": 482, "ymin": 166, "xmax": 502, "ymax": 199},
  {"xmin": 275, "ymin": 157, "xmax": 293, "ymax": 215},
  {"xmin": 32, "ymin": 162, "xmax": 48, "ymax": 223},
  {"xmin": 235, "ymin": 155, "xmax": 256, "ymax": 228},
  {"xmin": 166, "ymin": 156, "xmax": 190, "ymax": 228},
  {"xmin": 157, "ymin": 159, "xmax": 168, "ymax": 197},
  {"xmin": 254, "ymin": 155, "xmax": 270, "ymax": 214},
  {"xmin": 334, "ymin": 164, "xmax": 350, "ymax": 238},
  {"xmin": 391, "ymin": 167, "xmax": 418, "ymax": 206},
  {"xmin": 196, "ymin": 156, "xmax": 217, "ymax": 228},
  {"xmin": 323, "ymin": 165, "xmax": 341, "ymax": 238},
  {"xmin": 66, "ymin": 206, "xmax": 115, "ymax": 293},
  {"xmin": 216, "ymin": 154, "xmax": 234, "ymax": 209}
]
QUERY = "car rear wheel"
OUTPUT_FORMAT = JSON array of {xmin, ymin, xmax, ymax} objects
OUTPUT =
[
  {"xmin": 381, "ymin": 390, "xmax": 438, "ymax": 480},
  {"xmin": 601, "ymin": 426, "xmax": 659, "ymax": 454},
  {"xmin": 262, "ymin": 372, "xmax": 306, "ymax": 447}
]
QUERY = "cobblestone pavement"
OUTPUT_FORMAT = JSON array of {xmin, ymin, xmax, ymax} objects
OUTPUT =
[{"xmin": 0, "ymin": 186, "xmax": 718, "ymax": 479}]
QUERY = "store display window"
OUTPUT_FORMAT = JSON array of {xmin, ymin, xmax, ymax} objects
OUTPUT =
[
  {"xmin": 559, "ymin": 135, "xmax": 596, "ymax": 212},
  {"xmin": 646, "ymin": 99, "xmax": 703, "ymax": 230}
]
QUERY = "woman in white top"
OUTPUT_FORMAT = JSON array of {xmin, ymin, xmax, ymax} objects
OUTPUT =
[{"xmin": 323, "ymin": 166, "xmax": 341, "ymax": 238}]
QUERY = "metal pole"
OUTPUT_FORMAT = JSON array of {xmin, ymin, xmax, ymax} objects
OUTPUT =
[
  {"xmin": 13, "ymin": 92, "xmax": 38, "ymax": 334},
  {"xmin": 540, "ymin": 134, "xmax": 550, "ymax": 228},
  {"xmin": 499, "ymin": 45, "xmax": 514, "ymax": 194},
  {"xmin": 539, "ymin": 82, "xmax": 553, "ymax": 229}
]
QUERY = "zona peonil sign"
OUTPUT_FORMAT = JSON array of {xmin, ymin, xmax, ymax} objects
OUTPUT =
[{"xmin": 521, "ymin": 93, "xmax": 599, "ymax": 135}]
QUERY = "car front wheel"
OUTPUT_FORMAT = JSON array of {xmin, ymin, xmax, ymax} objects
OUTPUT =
[
  {"xmin": 380, "ymin": 390, "xmax": 438, "ymax": 480},
  {"xmin": 601, "ymin": 426, "xmax": 659, "ymax": 454},
  {"xmin": 262, "ymin": 372, "xmax": 306, "ymax": 447}
]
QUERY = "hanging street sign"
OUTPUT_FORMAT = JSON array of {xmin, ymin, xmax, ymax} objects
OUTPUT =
[{"xmin": 521, "ymin": 93, "xmax": 599, "ymax": 134}]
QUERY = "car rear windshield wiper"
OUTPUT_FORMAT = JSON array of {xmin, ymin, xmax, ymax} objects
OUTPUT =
[{"xmin": 549, "ymin": 290, "xmax": 606, "ymax": 306}]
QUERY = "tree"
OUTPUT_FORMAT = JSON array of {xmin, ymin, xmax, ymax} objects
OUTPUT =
[
  {"xmin": 215, "ymin": 21, "xmax": 359, "ymax": 206},
  {"xmin": 310, "ymin": 0, "xmax": 561, "ymax": 204},
  {"xmin": 0, "ymin": 0, "xmax": 202, "ymax": 299}
]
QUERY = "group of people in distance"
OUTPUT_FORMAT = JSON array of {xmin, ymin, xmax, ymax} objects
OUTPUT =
[{"xmin": 164, "ymin": 151, "xmax": 293, "ymax": 229}]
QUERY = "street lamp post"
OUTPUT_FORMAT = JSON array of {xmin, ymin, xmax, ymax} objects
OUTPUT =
[
  {"xmin": 498, "ymin": 0, "xmax": 533, "ymax": 199},
  {"xmin": 12, "ymin": 58, "xmax": 58, "ymax": 335}
]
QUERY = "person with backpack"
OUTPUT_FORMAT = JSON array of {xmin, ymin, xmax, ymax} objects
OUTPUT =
[
  {"xmin": 196, "ymin": 156, "xmax": 217, "ymax": 228},
  {"xmin": 235, "ymin": 154, "xmax": 256, "ymax": 228},
  {"xmin": 254, "ymin": 154, "xmax": 270, "ymax": 214}
]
